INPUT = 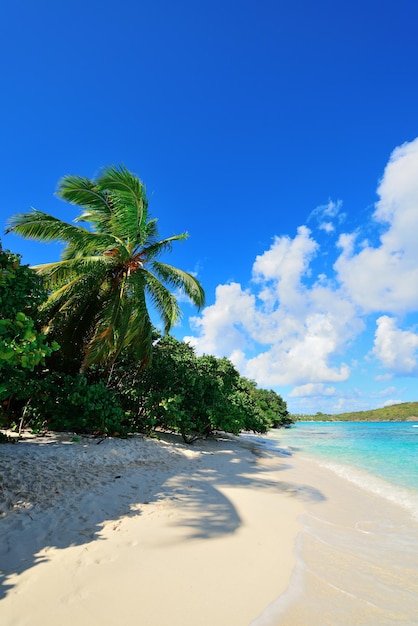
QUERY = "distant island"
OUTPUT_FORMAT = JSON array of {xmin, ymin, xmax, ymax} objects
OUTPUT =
[{"xmin": 291, "ymin": 402, "xmax": 418, "ymax": 422}]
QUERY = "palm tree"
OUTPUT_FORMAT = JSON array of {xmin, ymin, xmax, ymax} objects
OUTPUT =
[{"xmin": 6, "ymin": 165, "xmax": 205, "ymax": 370}]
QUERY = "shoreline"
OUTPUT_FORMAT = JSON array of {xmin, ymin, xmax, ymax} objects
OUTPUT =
[
  {"xmin": 252, "ymin": 440, "xmax": 418, "ymax": 625},
  {"xmin": 0, "ymin": 432, "xmax": 303, "ymax": 626}
]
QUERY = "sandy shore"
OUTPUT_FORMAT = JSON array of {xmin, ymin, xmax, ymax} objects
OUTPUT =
[
  {"xmin": 0, "ymin": 431, "xmax": 304, "ymax": 626},
  {"xmin": 254, "ymin": 435, "xmax": 418, "ymax": 626}
]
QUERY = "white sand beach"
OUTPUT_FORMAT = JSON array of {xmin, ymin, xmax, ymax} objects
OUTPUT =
[
  {"xmin": 0, "ymin": 432, "xmax": 304, "ymax": 626},
  {"xmin": 2, "ymin": 430, "xmax": 418, "ymax": 626}
]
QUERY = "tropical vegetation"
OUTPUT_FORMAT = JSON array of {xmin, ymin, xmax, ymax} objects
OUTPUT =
[
  {"xmin": 0, "ymin": 245, "xmax": 58, "ymax": 395},
  {"xmin": 6, "ymin": 166, "xmax": 205, "ymax": 371},
  {"xmin": 104, "ymin": 335, "xmax": 289, "ymax": 442},
  {"xmin": 1, "ymin": 166, "xmax": 291, "ymax": 442}
]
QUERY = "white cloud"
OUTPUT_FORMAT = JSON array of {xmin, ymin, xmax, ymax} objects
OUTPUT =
[
  {"xmin": 308, "ymin": 199, "xmax": 345, "ymax": 233},
  {"xmin": 184, "ymin": 137, "xmax": 418, "ymax": 397},
  {"xmin": 377, "ymin": 386, "xmax": 399, "ymax": 397},
  {"xmin": 243, "ymin": 311, "xmax": 352, "ymax": 387},
  {"xmin": 320, "ymin": 221, "xmax": 335, "ymax": 233},
  {"xmin": 334, "ymin": 137, "xmax": 418, "ymax": 314},
  {"xmin": 187, "ymin": 228, "xmax": 360, "ymax": 387},
  {"xmin": 383, "ymin": 399, "xmax": 400, "ymax": 407},
  {"xmin": 252, "ymin": 225, "xmax": 318, "ymax": 310},
  {"xmin": 184, "ymin": 282, "xmax": 256, "ymax": 356},
  {"xmin": 289, "ymin": 383, "xmax": 337, "ymax": 398},
  {"xmin": 374, "ymin": 373, "xmax": 393, "ymax": 381},
  {"xmin": 372, "ymin": 315, "xmax": 418, "ymax": 375}
]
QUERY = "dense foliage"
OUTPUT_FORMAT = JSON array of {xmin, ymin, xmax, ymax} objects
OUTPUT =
[
  {"xmin": 252, "ymin": 388, "xmax": 291, "ymax": 427},
  {"xmin": 8, "ymin": 372, "xmax": 125, "ymax": 435},
  {"xmin": 2, "ymin": 332, "xmax": 291, "ymax": 440},
  {"xmin": 0, "ymin": 246, "xmax": 59, "ymax": 413},
  {"xmin": 1, "ymin": 322, "xmax": 291, "ymax": 440},
  {"xmin": 105, "ymin": 335, "xmax": 287, "ymax": 442}
]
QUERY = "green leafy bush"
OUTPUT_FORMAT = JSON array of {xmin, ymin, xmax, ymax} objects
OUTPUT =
[
  {"xmin": 0, "ymin": 246, "xmax": 58, "ymax": 375},
  {"xmin": 0, "ymin": 246, "xmax": 47, "ymax": 317},
  {"xmin": 108, "ymin": 336, "xmax": 284, "ymax": 442},
  {"xmin": 0, "ymin": 245, "xmax": 60, "ymax": 426},
  {"xmin": 19, "ymin": 373, "xmax": 126, "ymax": 435},
  {"xmin": 253, "ymin": 388, "xmax": 293, "ymax": 427}
]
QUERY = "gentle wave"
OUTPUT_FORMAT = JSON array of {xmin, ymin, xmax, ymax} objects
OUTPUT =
[{"xmin": 317, "ymin": 458, "xmax": 418, "ymax": 520}]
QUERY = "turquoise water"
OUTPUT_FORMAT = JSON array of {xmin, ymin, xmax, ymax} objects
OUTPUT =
[
  {"xmin": 266, "ymin": 421, "xmax": 418, "ymax": 519},
  {"xmin": 251, "ymin": 422, "xmax": 418, "ymax": 624}
]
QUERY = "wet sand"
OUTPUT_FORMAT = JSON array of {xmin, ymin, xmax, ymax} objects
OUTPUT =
[{"xmin": 253, "ymin": 453, "xmax": 418, "ymax": 625}]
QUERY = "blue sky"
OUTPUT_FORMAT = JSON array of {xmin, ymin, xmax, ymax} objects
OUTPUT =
[{"xmin": 1, "ymin": 0, "xmax": 418, "ymax": 414}]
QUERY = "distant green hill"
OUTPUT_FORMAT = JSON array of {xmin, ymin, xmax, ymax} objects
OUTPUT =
[{"xmin": 291, "ymin": 402, "xmax": 418, "ymax": 422}]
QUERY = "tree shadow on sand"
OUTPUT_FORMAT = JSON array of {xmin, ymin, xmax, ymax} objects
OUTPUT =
[
  {"xmin": 0, "ymin": 432, "xmax": 324, "ymax": 600},
  {"xmin": 158, "ymin": 434, "xmax": 325, "ymax": 540}
]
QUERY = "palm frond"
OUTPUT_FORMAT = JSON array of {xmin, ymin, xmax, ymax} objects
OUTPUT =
[
  {"xmin": 33, "ymin": 257, "xmax": 110, "ymax": 290},
  {"xmin": 6, "ymin": 210, "xmax": 116, "ymax": 251},
  {"xmin": 122, "ymin": 306, "xmax": 154, "ymax": 364},
  {"xmin": 40, "ymin": 272, "xmax": 103, "ymax": 315},
  {"xmin": 96, "ymin": 165, "xmax": 148, "ymax": 245},
  {"xmin": 44, "ymin": 283, "xmax": 104, "ymax": 359},
  {"xmin": 97, "ymin": 165, "xmax": 147, "ymax": 210},
  {"xmin": 140, "ymin": 233, "xmax": 188, "ymax": 261},
  {"xmin": 141, "ymin": 271, "xmax": 182, "ymax": 332},
  {"xmin": 82, "ymin": 273, "xmax": 138, "ymax": 368},
  {"xmin": 57, "ymin": 175, "xmax": 113, "ymax": 229},
  {"xmin": 122, "ymin": 277, "xmax": 154, "ymax": 363},
  {"xmin": 151, "ymin": 261, "xmax": 205, "ymax": 309},
  {"xmin": 40, "ymin": 277, "xmax": 82, "ymax": 312},
  {"xmin": 142, "ymin": 217, "xmax": 159, "ymax": 242},
  {"xmin": 105, "ymin": 190, "xmax": 144, "ymax": 247}
]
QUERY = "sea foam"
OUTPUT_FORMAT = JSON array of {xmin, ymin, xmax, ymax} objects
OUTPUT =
[{"xmin": 318, "ymin": 458, "xmax": 418, "ymax": 520}]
